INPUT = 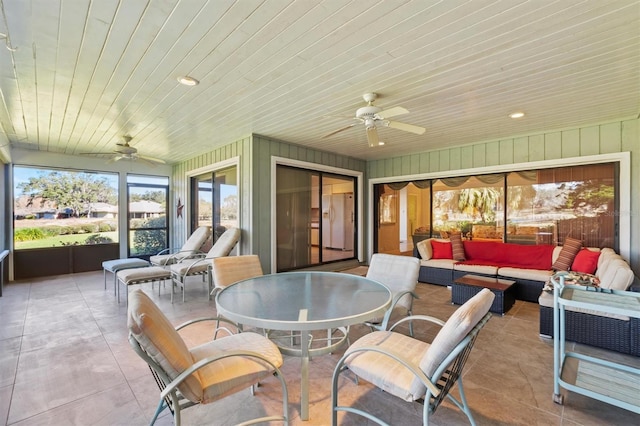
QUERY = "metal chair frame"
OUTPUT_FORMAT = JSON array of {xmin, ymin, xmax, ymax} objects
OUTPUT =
[
  {"xmin": 331, "ymin": 312, "xmax": 492, "ymax": 426},
  {"xmin": 129, "ymin": 316, "xmax": 289, "ymax": 426}
]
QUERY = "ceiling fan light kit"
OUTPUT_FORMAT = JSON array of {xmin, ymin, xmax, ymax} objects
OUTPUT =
[{"xmin": 323, "ymin": 92, "xmax": 426, "ymax": 147}]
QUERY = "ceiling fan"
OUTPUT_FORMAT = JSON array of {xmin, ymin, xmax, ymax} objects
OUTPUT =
[
  {"xmin": 323, "ymin": 93, "xmax": 426, "ymax": 147},
  {"xmin": 81, "ymin": 136, "xmax": 166, "ymax": 165}
]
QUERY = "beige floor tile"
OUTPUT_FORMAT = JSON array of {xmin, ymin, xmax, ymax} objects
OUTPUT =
[{"xmin": 1, "ymin": 272, "xmax": 639, "ymax": 425}]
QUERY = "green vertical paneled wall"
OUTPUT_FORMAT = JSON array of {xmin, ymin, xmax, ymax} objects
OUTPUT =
[
  {"xmin": 172, "ymin": 134, "xmax": 365, "ymax": 273},
  {"xmin": 173, "ymin": 119, "xmax": 639, "ymax": 276},
  {"xmin": 367, "ymin": 118, "xmax": 640, "ymax": 274}
]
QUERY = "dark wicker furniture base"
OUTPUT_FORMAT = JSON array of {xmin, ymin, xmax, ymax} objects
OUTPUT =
[
  {"xmin": 452, "ymin": 275, "xmax": 516, "ymax": 315},
  {"xmin": 418, "ymin": 266, "xmax": 452, "ymax": 286},
  {"xmin": 539, "ymin": 305, "xmax": 640, "ymax": 356}
]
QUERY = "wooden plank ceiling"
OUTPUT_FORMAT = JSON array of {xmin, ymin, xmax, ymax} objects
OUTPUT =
[{"xmin": 0, "ymin": 0, "xmax": 638, "ymax": 164}]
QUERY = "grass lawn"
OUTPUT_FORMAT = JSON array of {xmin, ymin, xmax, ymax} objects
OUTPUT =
[{"xmin": 14, "ymin": 232, "xmax": 118, "ymax": 249}]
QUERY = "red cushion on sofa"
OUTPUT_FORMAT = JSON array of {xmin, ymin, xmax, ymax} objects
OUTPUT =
[
  {"xmin": 430, "ymin": 240, "xmax": 453, "ymax": 259},
  {"xmin": 571, "ymin": 249, "xmax": 600, "ymax": 274},
  {"xmin": 462, "ymin": 240, "xmax": 554, "ymax": 270}
]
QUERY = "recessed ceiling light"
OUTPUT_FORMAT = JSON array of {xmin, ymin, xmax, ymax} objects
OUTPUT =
[
  {"xmin": 177, "ymin": 76, "xmax": 199, "ymax": 86},
  {"xmin": 509, "ymin": 112, "xmax": 525, "ymax": 119},
  {"xmin": 378, "ymin": 141, "xmax": 385, "ymax": 146}
]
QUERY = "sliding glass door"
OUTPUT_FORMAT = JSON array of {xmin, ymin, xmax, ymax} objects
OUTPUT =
[
  {"xmin": 190, "ymin": 165, "xmax": 238, "ymax": 243},
  {"xmin": 276, "ymin": 165, "xmax": 356, "ymax": 271}
]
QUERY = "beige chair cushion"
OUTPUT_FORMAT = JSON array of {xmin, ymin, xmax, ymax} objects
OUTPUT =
[
  {"xmin": 170, "ymin": 258, "xmax": 210, "ymax": 276},
  {"xmin": 127, "ymin": 289, "xmax": 203, "ymax": 402},
  {"xmin": 182, "ymin": 226, "xmax": 211, "ymax": 252},
  {"xmin": 366, "ymin": 253, "xmax": 419, "ymax": 312},
  {"xmin": 150, "ymin": 226, "xmax": 211, "ymax": 265},
  {"xmin": 118, "ymin": 266, "xmax": 171, "ymax": 284},
  {"xmin": 418, "ymin": 288, "xmax": 494, "ymax": 380},
  {"xmin": 191, "ymin": 331, "xmax": 283, "ymax": 404},
  {"xmin": 344, "ymin": 330, "xmax": 430, "ymax": 402},
  {"xmin": 212, "ymin": 255, "xmax": 263, "ymax": 289},
  {"xmin": 206, "ymin": 228, "xmax": 241, "ymax": 259}
]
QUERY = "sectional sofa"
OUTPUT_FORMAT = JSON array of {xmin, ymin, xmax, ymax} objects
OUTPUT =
[
  {"xmin": 415, "ymin": 238, "xmax": 561, "ymax": 302},
  {"xmin": 414, "ymin": 238, "xmax": 638, "ymax": 355},
  {"xmin": 414, "ymin": 238, "xmax": 635, "ymax": 302}
]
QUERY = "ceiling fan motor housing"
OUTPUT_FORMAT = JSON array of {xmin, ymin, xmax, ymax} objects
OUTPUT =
[{"xmin": 356, "ymin": 105, "xmax": 382, "ymax": 119}]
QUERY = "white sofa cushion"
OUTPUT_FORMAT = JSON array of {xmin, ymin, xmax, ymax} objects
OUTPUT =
[
  {"xmin": 420, "ymin": 258, "xmax": 457, "ymax": 269},
  {"xmin": 453, "ymin": 263, "xmax": 498, "ymax": 276},
  {"xmin": 598, "ymin": 258, "xmax": 634, "ymax": 290},
  {"xmin": 499, "ymin": 267, "xmax": 553, "ymax": 282}
]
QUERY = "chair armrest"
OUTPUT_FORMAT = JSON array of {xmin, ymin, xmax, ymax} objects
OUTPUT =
[
  {"xmin": 175, "ymin": 316, "xmax": 238, "ymax": 331},
  {"xmin": 176, "ymin": 250, "xmax": 207, "ymax": 261},
  {"xmin": 159, "ymin": 349, "xmax": 284, "ymax": 401},
  {"xmin": 388, "ymin": 314, "xmax": 446, "ymax": 332},
  {"xmin": 373, "ymin": 291, "xmax": 419, "ymax": 331}
]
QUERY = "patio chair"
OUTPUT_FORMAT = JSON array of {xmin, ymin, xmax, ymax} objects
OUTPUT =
[
  {"xmin": 127, "ymin": 289, "xmax": 289, "ymax": 426},
  {"xmin": 150, "ymin": 226, "xmax": 210, "ymax": 266},
  {"xmin": 332, "ymin": 288, "xmax": 494, "ymax": 426},
  {"xmin": 210, "ymin": 254, "xmax": 263, "ymax": 297},
  {"xmin": 364, "ymin": 253, "xmax": 420, "ymax": 336},
  {"xmin": 169, "ymin": 228, "xmax": 241, "ymax": 302},
  {"xmin": 211, "ymin": 254, "xmax": 264, "ymax": 336}
]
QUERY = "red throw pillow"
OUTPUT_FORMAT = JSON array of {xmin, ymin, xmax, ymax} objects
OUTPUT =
[
  {"xmin": 571, "ymin": 249, "xmax": 600, "ymax": 274},
  {"xmin": 430, "ymin": 240, "xmax": 453, "ymax": 259}
]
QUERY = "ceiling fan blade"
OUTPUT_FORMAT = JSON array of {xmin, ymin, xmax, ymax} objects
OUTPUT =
[
  {"xmin": 79, "ymin": 152, "xmax": 118, "ymax": 156},
  {"xmin": 386, "ymin": 120, "xmax": 426, "ymax": 135},
  {"xmin": 138, "ymin": 155, "xmax": 166, "ymax": 164},
  {"xmin": 378, "ymin": 106, "xmax": 408, "ymax": 119},
  {"xmin": 322, "ymin": 123, "xmax": 356, "ymax": 138},
  {"xmin": 107, "ymin": 155, "xmax": 124, "ymax": 164},
  {"xmin": 366, "ymin": 126, "xmax": 380, "ymax": 147}
]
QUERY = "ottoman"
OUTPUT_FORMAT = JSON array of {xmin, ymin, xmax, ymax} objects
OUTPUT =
[
  {"xmin": 116, "ymin": 266, "xmax": 171, "ymax": 304},
  {"xmin": 102, "ymin": 258, "xmax": 150, "ymax": 295}
]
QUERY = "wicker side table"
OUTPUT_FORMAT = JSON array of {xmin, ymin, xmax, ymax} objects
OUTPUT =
[{"xmin": 453, "ymin": 274, "xmax": 516, "ymax": 315}]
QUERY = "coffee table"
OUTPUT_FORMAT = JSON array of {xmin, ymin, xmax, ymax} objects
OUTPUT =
[
  {"xmin": 452, "ymin": 274, "xmax": 516, "ymax": 315},
  {"xmin": 215, "ymin": 271, "xmax": 391, "ymax": 421}
]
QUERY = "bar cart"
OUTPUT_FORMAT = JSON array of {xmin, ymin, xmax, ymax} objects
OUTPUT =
[{"xmin": 551, "ymin": 272, "xmax": 640, "ymax": 413}]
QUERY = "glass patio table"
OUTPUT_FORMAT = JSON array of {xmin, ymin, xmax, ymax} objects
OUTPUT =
[{"xmin": 215, "ymin": 271, "xmax": 391, "ymax": 421}]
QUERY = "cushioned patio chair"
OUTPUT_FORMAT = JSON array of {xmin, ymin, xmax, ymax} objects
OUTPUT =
[
  {"xmin": 210, "ymin": 254, "xmax": 263, "ymax": 297},
  {"xmin": 127, "ymin": 289, "xmax": 289, "ymax": 426},
  {"xmin": 211, "ymin": 254, "xmax": 264, "ymax": 336},
  {"xmin": 150, "ymin": 226, "xmax": 210, "ymax": 266},
  {"xmin": 169, "ymin": 228, "xmax": 240, "ymax": 302},
  {"xmin": 364, "ymin": 253, "xmax": 420, "ymax": 336},
  {"xmin": 332, "ymin": 288, "xmax": 494, "ymax": 426}
]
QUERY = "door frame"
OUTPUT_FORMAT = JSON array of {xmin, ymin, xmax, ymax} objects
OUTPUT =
[{"xmin": 270, "ymin": 156, "xmax": 364, "ymax": 272}]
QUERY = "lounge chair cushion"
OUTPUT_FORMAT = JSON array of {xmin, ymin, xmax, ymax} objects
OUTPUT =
[
  {"xmin": 170, "ymin": 258, "xmax": 210, "ymax": 276},
  {"xmin": 182, "ymin": 226, "xmax": 211, "ymax": 252},
  {"xmin": 191, "ymin": 332, "xmax": 283, "ymax": 404},
  {"xmin": 127, "ymin": 290, "xmax": 203, "ymax": 402},
  {"xmin": 206, "ymin": 228, "xmax": 241, "ymax": 258},
  {"xmin": 419, "ymin": 288, "xmax": 494, "ymax": 379},
  {"xmin": 117, "ymin": 266, "xmax": 171, "ymax": 284}
]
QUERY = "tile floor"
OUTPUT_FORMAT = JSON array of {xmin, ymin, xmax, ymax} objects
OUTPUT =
[{"xmin": 1, "ymin": 270, "xmax": 639, "ymax": 425}]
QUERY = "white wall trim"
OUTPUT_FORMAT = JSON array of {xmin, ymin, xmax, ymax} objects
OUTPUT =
[
  {"xmin": 270, "ymin": 156, "xmax": 364, "ymax": 272},
  {"xmin": 368, "ymin": 152, "xmax": 631, "ymax": 261}
]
